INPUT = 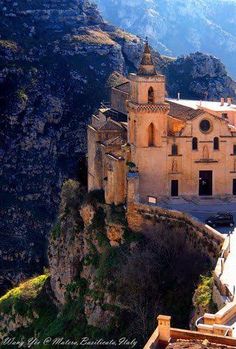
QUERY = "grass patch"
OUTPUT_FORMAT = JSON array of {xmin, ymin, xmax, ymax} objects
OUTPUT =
[
  {"xmin": 0, "ymin": 275, "xmax": 49, "ymax": 316},
  {"xmin": 73, "ymin": 30, "xmax": 115, "ymax": 46},
  {"xmin": 194, "ymin": 275, "xmax": 214, "ymax": 308}
]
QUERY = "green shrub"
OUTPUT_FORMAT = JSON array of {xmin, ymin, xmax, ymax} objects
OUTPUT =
[
  {"xmin": 96, "ymin": 231, "xmax": 110, "ymax": 248},
  {"xmin": 51, "ymin": 222, "xmax": 61, "ymax": 239},
  {"xmin": 0, "ymin": 275, "xmax": 49, "ymax": 316},
  {"xmin": 194, "ymin": 275, "xmax": 214, "ymax": 308},
  {"xmin": 97, "ymin": 247, "xmax": 120, "ymax": 285}
]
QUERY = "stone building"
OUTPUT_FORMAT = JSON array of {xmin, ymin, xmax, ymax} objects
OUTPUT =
[{"xmin": 87, "ymin": 43, "xmax": 236, "ymax": 205}]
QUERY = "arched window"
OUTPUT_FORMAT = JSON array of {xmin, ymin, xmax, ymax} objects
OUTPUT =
[
  {"xmin": 192, "ymin": 137, "xmax": 198, "ymax": 150},
  {"xmin": 148, "ymin": 123, "xmax": 154, "ymax": 147},
  {"xmin": 213, "ymin": 137, "xmax": 219, "ymax": 150},
  {"xmin": 148, "ymin": 87, "xmax": 154, "ymax": 103},
  {"xmin": 171, "ymin": 144, "xmax": 178, "ymax": 155}
]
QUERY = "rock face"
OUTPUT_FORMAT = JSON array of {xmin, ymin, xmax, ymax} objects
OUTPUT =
[
  {"xmin": 95, "ymin": 0, "xmax": 236, "ymax": 78},
  {"xmin": 165, "ymin": 52, "xmax": 236, "ymax": 100},
  {"xmin": 0, "ymin": 0, "xmax": 142, "ymax": 295},
  {"xmin": 1, "ymin": 0, "xmax": 236, "ymax": 295},
  {"xmin": 0, "ymin": 181, "xmax": 221, "ymax": 345},
  {"xmin": 48, "ymin": 183, "xmax": 120, "ymax": 330}
]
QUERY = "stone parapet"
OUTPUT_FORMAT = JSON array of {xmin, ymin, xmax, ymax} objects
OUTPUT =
[{"xmin": 127, "ymin": 202, "xmax": 224, "ymax": 245}]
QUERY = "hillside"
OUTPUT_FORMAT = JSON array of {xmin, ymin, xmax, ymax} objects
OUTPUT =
[
  {"xmin": 0, "ymin": 0, "xmax": 143, "ymax": 295},
  {"xmin": 0, "ymin": 0, "xmax": 235, "ymax": 296},
  {"xmin": 0, "ymin": 181, "xmax": 220, "ymax": 347},
  {"xmin": 95, "ymin": 0, "xmax": 236, "ymax": 78}
]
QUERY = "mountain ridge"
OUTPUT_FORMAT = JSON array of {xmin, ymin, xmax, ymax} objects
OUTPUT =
[{"xmin": 94, "ymin": 0, "xmax": 236, "ymax": 78}]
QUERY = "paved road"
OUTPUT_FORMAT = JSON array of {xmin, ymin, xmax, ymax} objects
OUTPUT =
[{"xmin": 159, "ymin": 198, "xmax": 236, "ymax": 234}]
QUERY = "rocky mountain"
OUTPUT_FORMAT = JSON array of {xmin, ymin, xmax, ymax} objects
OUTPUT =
[
  {"xmin": 0, "ymin": 0, "xmax": 143, "ymax": 295},
  {"xmin": 0, "ymin": 181, "xmax": 220, "ymax": 346},
  {"xmin": 94, "ymin": 0, "xmax": 236, "ymax": 78},
  {"xmin": 0, "ymin": 0, "xmax": 236, "ymax": 296},
  {"xmin": 165, "ymin": 52, "xmax": 236, "ymax": 100}
]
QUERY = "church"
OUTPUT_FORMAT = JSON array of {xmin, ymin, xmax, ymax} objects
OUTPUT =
[{"xmin": 87, "ymin": 42, "xmax": 236, "ymax": 206}]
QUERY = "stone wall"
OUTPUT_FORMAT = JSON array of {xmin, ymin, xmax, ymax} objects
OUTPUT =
[
  {"xmin": 111, "ymin": 86, "xmax": 128, "ymax": 114},
  {"xmin": 127, "ymin": 202, "xmax": 224, "ymax": 259}
]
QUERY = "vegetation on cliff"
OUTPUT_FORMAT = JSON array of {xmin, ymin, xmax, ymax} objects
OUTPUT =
[
  {"xmin": 0, "ymin": 180, "xmax": 220, "ymax": 347},
  {"xmin": 191, "ymin": 275, "xmax": 218, "ymax": 328},
  {"xmin": 0, "ymin": 274, "xmax": 58, "ymax": 342}
]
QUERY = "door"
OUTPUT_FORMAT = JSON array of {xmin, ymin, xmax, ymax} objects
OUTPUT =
[
  {"xmin": 171, "ymin": 180, "xmax": 179, "ymax": 197},
  {"xmin": 199, "ymin": 171, "xmax": 212, "ymax": 196},
  {"xmin": 233, "ymin": 179, "xmax": 236, "ymax": 195}
]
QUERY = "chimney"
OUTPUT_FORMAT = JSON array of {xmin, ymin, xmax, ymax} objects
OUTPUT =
[
  {"xmin": 220, "ymin": 97, "xmax": 225, "ymax": 106},
  {"xmin": 227, "ymin": 97, "xmax": 232, "ymax": 106},
  {"xmin": 157, "ymin": 315, "xmax": 171, "ymax": 343},
  {"xmin": 177, "ymin": 92, "xmax": 180, "ymax": 100}
]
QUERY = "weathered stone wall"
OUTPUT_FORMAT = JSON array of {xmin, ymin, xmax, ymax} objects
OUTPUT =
[
  {"xmin": 111, "ymin": 86, "xmax": 129, "ymax": 114},
  {"xmin": 127, "ymin": 203, "xmax": 224, "ymax": 259}
]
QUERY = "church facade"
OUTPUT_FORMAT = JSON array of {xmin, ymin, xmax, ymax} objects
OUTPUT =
[{"xmin": 87, "ymin": 43, "xmax": 236, "ymax": 205}]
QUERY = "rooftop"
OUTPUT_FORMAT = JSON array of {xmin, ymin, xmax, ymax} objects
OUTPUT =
[
  {"xmin": 102, "ymin": 108, "xmax": 127, "ymax": 122},
  {"xmin": 167, "ymin": 99, "xmax": 236, "ymax": 112},
  {"xmin": 168, "ymin": 100, "xmax": 204, "ymax": 120},
  {"xmin": 166, "ymin": 339, "xmax": 235, "ymax": 349}
]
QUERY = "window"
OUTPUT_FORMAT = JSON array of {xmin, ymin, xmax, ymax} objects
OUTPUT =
[
  {"xmin": 213, "ymin": 137, "xmax": 219, "ymax": 150},
  {"xmin": 171, "ymin": 144, "xmax": 178, "ymax": 155},
  {"xmin": 192, "ymin": 137, "xmax": 198, "ymax": 150},
  {"xmin": 234, "ymin": 145, "xmax": 236, "ymax": 155},
  {"xmin": 200, "ymin": 119, "xmax": 211, "ymax": 133},
  {"xmin": 148, "ymin": 87, "xmax": 154, "ymax": 103},
  {"xmin": 148, "ymin": 123, "xmax": 154, "ymax": 147}
]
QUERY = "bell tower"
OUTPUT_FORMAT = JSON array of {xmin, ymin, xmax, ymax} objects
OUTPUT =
[
  {"xmin": 127, "ymin": 41, "xmax": 169, "ymax": 148},
  {"xmin": 126, "ymin": 41, "xmax": 170, "ymax": 201}
]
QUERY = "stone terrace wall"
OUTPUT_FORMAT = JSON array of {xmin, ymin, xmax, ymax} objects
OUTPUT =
[{"xmin": 127, "ymin": 203, "xmax": 224, "ymax": 260}]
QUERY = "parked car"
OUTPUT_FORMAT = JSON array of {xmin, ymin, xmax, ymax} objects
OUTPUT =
[{"xmin": 205, "ymin": 212, "xmax": 234, "ymax": 228}]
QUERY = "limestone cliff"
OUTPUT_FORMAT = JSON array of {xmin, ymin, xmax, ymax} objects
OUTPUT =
[
  {"xmin": 0, "ymin": 180, "xmax": 222, "ymax": 346},
  {"xmin": 165, "ymin": 52, "xmax": 236, "ymax": 100},
  {"xmin": 0, "ymin": 0, "xmax": 143, "ymax": 295}
]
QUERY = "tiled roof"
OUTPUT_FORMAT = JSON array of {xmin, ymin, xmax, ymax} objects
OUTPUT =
[
  {"xmin": 167, "ymin": 340, "xmax": 233, "ymax": 349},
  {"xmin": 168, "ymin": 101, "xmax": 204, "ymax": 120}
]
